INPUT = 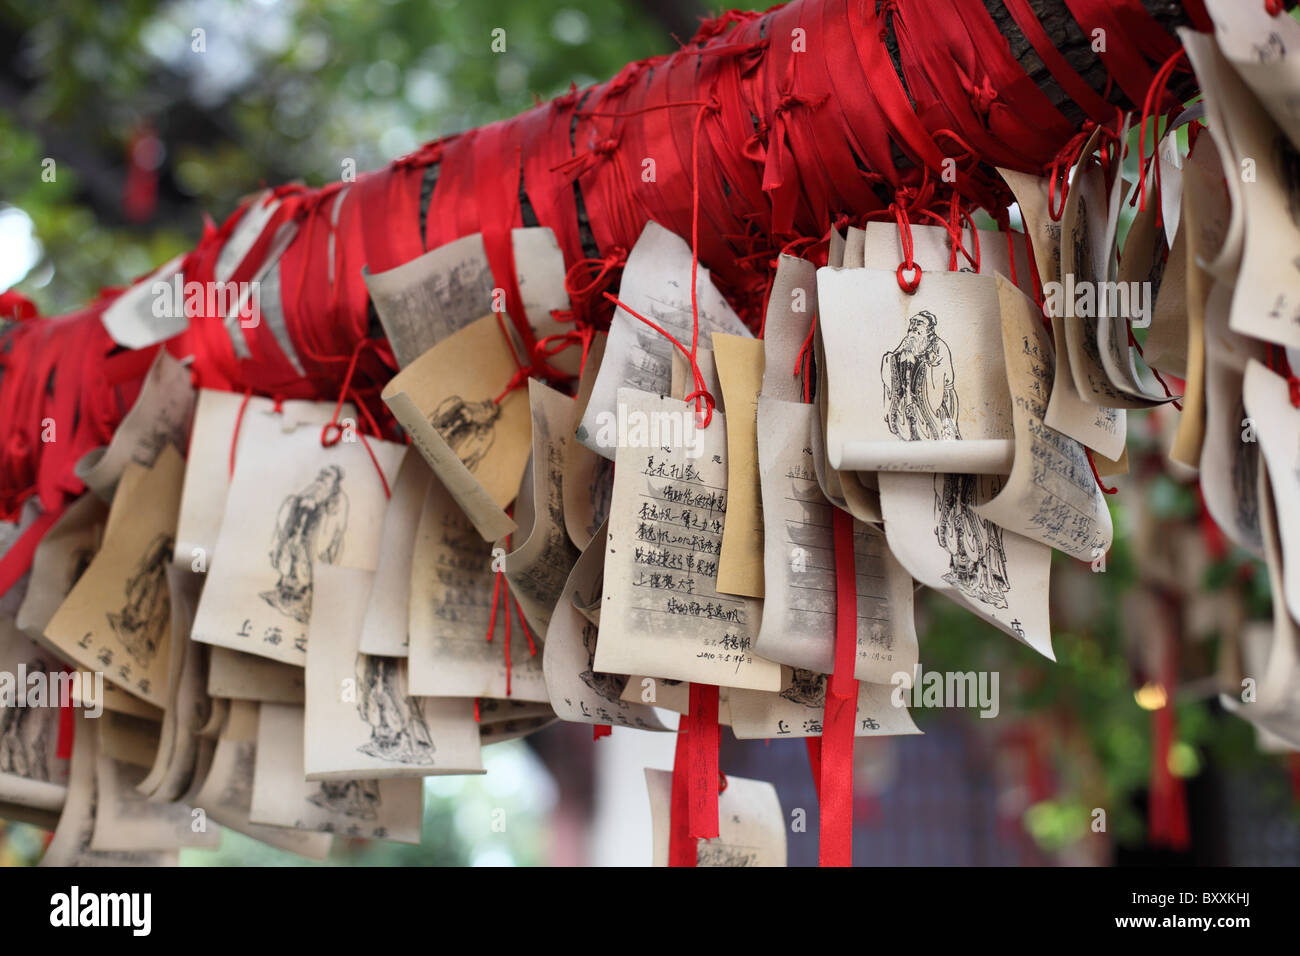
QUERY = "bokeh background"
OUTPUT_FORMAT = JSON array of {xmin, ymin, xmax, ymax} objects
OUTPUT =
[{"xmin": 2, "ymin": 0, "xmax": 1299, "ymax": 866}]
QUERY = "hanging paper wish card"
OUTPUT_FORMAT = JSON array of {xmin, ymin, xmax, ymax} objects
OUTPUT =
[
  {"xmin": 501, "ymin": 379, "xmax": 582, "ymax": 636},
  {"xmin": 190, "ymin": 418, "xmax": 406, "ymax": 667},
  {"xmin": 174, "ymin": 389, "xmax": 350, "ymax": 570},
  {"xmin": 878, "ymin": 470, "xmax": 1055, "ymax": 660},
  {"xmin": 753, "ymin": 396, "xmax": 918, "ymax": 682},
  {"xmin": 817, "ymin": 267, "xmax": 1015, "ymax": 474},
  {"xmin": 645, "ymin": 768, "xmax": 786, "ymax": 867},
  {"xmin": 45, "ymin": 445, "xmax": 185, "ymax": 709},
  {"xmin": 563, "ymin": 331, "xmax": 615, "ymax": 550},
  {"xmin": 591, "ymin": 388, "xmax": 780, "ymax": 692},
  {"xmin": 382, "ymin": 312, "xmax": 531, "ymax": 543},
  {"xmin": 306, "ymin": 565, "xmax": 485, "ymax": 779},
  {"xmin": 250, "ymin": 703, "xmax": 424, "ymax": 844},
  {"xmin": 75, "ymin": 349, "xmax": 195, "ymax": 501},
  {"xmin": 365, "ymin": 227, "xmax": 573, "ymax": 373},
  {"xmin": 359, "ymin": 451, "xmax": 431, "ymax": 657},
  {"xmin": 1245, "ymin": 359, "xmax": 1300, "ymax": 624},
  {"xmin": 577, "ymin": 221, "xmax": 752, "ymax": 461},
  {"xmin": 971, "ymin": 278, "xmax": 1114, "ymax": 561},
  {"xmin": 407, "ymin": 470, "xmax": 548, "ymax": 702},
  {"xmin": 542, "ymin": 519, "xmax": 667, "ymax": 730}
]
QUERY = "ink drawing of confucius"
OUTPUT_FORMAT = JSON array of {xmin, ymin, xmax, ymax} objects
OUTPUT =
[
  {"xmin": 260, "ymin": 465, "xmax": 349, "ymax": 624},
  {"xmin": 881, "ymin": 310, "xmax": 1010, "ymax": 609},
  {"xmin": 431, "ymin": 395, "xmax": 500, "ymax": 472},
  {"xmin": 108, "ymin": 532, "xmax": 174, "ymax": 667},
  {"xmin": 881, "ymin": 309, "xmax": 959, "ymax": 442}
]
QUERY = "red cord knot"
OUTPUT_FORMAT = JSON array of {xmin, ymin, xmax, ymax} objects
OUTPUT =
[
  {"xmin": 1290, "ymin": 377, "xmax": 1300, "ymax": 409},
  {"xmin": 0, "ymin": 290, "xmax": 38, "ymax": 322},
  {"xmin": 967, "ymin": 73, "xmax": 998, "ymax": 116},
  {"xmin": 1267, "ymin": 0, "xmax": 1283, "ymax": 15},
  {"xmin": 595, "ymin": 137, "xmax": 619, "ymax": 157}
]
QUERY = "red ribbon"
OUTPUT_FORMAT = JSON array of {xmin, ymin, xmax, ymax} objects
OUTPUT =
[{"xmin": 818, "ymin": 506, "xmax": 859, "ymax": 867}]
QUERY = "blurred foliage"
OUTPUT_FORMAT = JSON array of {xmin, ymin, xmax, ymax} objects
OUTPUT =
[{"xmin": 0, "ymin": 0, "xmax": 757, "ymax": 311}]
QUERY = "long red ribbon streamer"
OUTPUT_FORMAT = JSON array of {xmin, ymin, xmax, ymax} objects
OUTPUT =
[{"xmin": 819, "ymin": 506, "xmax": 859, "ymax": 866}]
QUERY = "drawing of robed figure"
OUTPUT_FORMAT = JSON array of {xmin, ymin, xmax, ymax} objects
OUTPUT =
[
  {"xmin": 881, "ymin": 309, "xmax": 959, "ymax": 441},
  {"xmin": 261, "ymin": 465, "xmax": 349, "ymax": 624}
]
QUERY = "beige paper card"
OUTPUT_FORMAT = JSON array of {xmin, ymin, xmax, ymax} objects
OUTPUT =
[
  {"xmin": 99, "ymin": 710, "xmax": 160, "ymax": 768},
  {"xmin": 1200, "ymin": 285, "xmax": 1267, "ymax": 558},
  {"xmin": 382, "ymin": 313, "xmax": 529, "ymax": 542},
  {"xmin": 879, "ymin": 471, "xmax": 1054, "ymax": 659},
  {"xmin": 139, "ymin": 569, "xmax": 211, "ymax": 803},
  {"xmin": 407, "ymin": 472, "xmax": 547, "ymax": 701},
  {"xmin": 1043, "ymin": 308, "xmax": 1127, "ymax": 459},
  {"xmin": 1144, "ymin": 224, "xmax": 1190, "ymax": 377},
  {"xmin": 818, "ymin": 268, "xmax": 1015, "ymax": 473},
  {"xmin": 1205, "ymin": 0, "xmax": 1300, "ymax": 153},
  {"xmin": 134, "ymin": 565, "xmax": 201, "ymax": 799},
  {"xmin": 593, "ymin": 389, "xmax": 779, "ymax": 690},
  {"xmin": 542, "ymin": 520, "xmax": 666, "ymax": 729},
  {"xmin": 713, "ymin": 334, "xmax": 766, "ymax": 598},
  {"xmin": 40, "ymin": 714, "xmax": 176, "ymax": 867},
  {"xmin": 365, "ymin": 227, "xmax": 574, "ymax": 373},
  {"xmin": 189, "ymin": 699, "xmax": 333, "ymax": 859},
  {"xmin": 174, "ymin": 389, "xmax": 349, "ymax": 569},
  {"xmin": 503, "ymin": 379, "xmax": 583, "ymax": 635},
  {"xmin": 1245, "ymin": 360, "xmax": 1300, "ymax": 622},
  {"xmin": 973, "ymin": 278, "xmax": 1113, "ymax": 561},
  {"xmin": 754, "ymin": 397, "xmax": 918, "ymax": 682},
  {"xmin": 1188, "ymin": 22, "xmax": 1300, "ymax": 350},
  {"xmin": 307, "ymin": 565, "xmax": 485, "ymax": 779},
  {"xmin": 76, "ymin": 350, "xmax": 193, "ymax": 501},
  {"xmin": 250, "ymin": 702, "xmax": 423, "ymax": 843},
  {"xmin": 1218, "ymin": 465, "xmax": 1300, "ymax": 747},
  {"xmin": 565, "ymin": 333, "xmax": 615, "ymax": 550},
  {"xmin": 578, "ymin": 221, "xmax": 752, "ymax": 460},
  {"xmin": 91, "ymin": 750, "xmax": 218, "ymax": 851},
  {"xmin": 1181, "ymin": 30, "xmax": 1249, "ymax": 285},
  {"xmin": 728, "ymin": 668, "xmax": 920, "ymax": 740},
  {"xmin": 761, "ymin": 255, "xmax": 817, "ymax": 404},
  {"xmin": 191, "ymin": 422, "xmax": 405, "ymax": 667},
  {"xmin": 1169, "ymin": 139, "xmax": 1225, "ymax": 469},
  {"xmin": 45, "ymin": 445, "xmax": 184, "ymax": 708},
  {"xmin": 0, "ymin": 619, "xmax": 70, "ymax": 812},
  {"xmin": 843, "ymin": 226, "xmax": 866, "ymax": 268},
  {"xmin": 620, "ymin": 675, "xmax": 690, "ymax": 714},
  {"xmin": 828, "ymin": 226, "xmax": 846, "ymax": 269},
  {"xmin": 646, "ymin": 768, "xmax": 785, "ymax": 866},
  {"xmin": 207, "ymin": 647, "xmax": 305, "ymax": 703},
  {"xmin": 998, "ymin": 167, "xmax": 1061, "ymax": 288},
  {"xmin": 1058, "ymin": 143, "xmax": 1145, "ymax": 411},
  {"xmin": 359, "ymin": 452, "xmax": 431, "ymax": 657},
  {"xmin": 16, "ymin": 492, "xmax": 106, "ymax": 642}
]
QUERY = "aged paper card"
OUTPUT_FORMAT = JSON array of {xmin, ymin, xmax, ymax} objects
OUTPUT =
[
  {"xmin": 191, "ymin": 422, "xmax": 405, "ymax": 667},
  {"xmin": 646, "ymin": 768, "xmax": 785, "ymax": 866},
  {"xmin": 407, "ymin": 471, "xmax": 548, "ymax": 701},
  {"xmin": 45, "ymin": 445, "xmax": 185, "ymax": 708},
  {"xmin": 382, "ymin": 312, "xmax": 530, "ymax": 542},
  {"xmin": 879, "ymin": 471, "xmax": 1054, "ymax": 659},
  {"xmin": 818, "ymin": 268, "xmax": 1015, "ymax": 474},
  {"xmin": 593, "ymin": 389, "xmax": 779, "ymax": 691},
  {"xmin": 307, "ymin": 565, "xmax": 485, "ymax": 779},
  {"xmin": 973, "ymin": 278, "xmax": 1113, "ymax": 561},
  {"xmin": 250, "ymin": 702, "xmax": 423, "ymax": 843},
  {"xmin": 713, "ymin": 334, "xmax": 766, "ymax": 598},
  {"xmin": 578, "ymin": 221, "xmax": 751, "ymax": 460},
  {"xmin": 359, "ymin": 451, "xmax": 431, "ymax": 657},
  {"xmin": 754, "ymin": 396, "xmax": 918, "ymax": 682}
]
